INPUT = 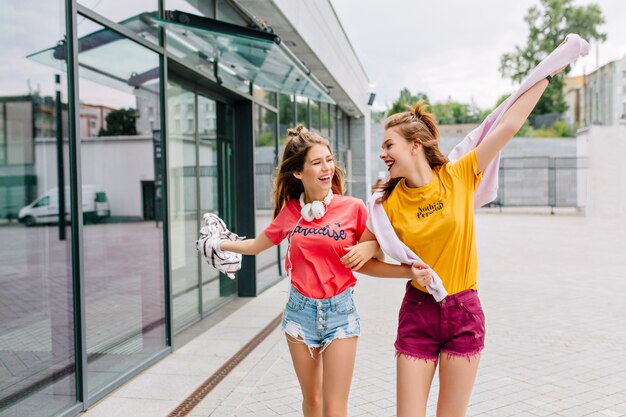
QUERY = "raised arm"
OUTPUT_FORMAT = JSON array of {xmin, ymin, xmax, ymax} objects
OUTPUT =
[
  {"xmin": 476, "ymin": 80, "xmax": 545, "ymax": 172},
  {"xmin": 220, "ymin": 232, "xmax": 274, "ymax": 255},
  {"xmin": 477, "ymin": 41, "xmax": 568, "ymax": 172}
]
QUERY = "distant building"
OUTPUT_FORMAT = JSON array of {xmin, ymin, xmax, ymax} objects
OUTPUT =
[
  {"xmin": 0, "ymin": 94, "xmax": 70, "ymax": 165},
  {"xmin": 584, "ymin": 54, "xmax": 626, "ymax": 126},
  {"xmin": 79, "ymin": 103, "xmax": 114, "ymax": 137},
  {"xmin": 564, "ymin": 75, "xmax": 585, "ymax": 127}
]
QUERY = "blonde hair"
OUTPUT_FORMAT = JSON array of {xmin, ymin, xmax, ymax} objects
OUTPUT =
[
  {"xmin": 272, "ymin": 125, "xmax": 345, "ymax": 218},
  {"xmin": 378, "ymin": 101, "xmax": 448, "ymax": 202}
]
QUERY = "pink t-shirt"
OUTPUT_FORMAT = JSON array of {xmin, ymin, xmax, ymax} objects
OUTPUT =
[{"xmin": 264, "ymin": 195, "xmax": 368, "ymax": 299}]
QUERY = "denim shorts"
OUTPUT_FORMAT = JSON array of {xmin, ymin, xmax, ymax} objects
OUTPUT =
[
  {"xmin": 281, "ymin": 285, "xmax": 360, "ymax": 351},
  {"xmin": 395, "ymin": 281, "xmax": 485, "ymax": 361}
]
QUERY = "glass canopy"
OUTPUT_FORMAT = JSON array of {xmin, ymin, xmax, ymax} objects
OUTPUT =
[
  {"xmin": 27, "ymin": 10, "xmax": 334, "ymax": 103},
  {"xmin": 27, "ymin": 13, "xmax": 160, "ymax": 97},
  {"xmin": 153, "ymin": 11, "xmax": 333, "ymax": 103}
]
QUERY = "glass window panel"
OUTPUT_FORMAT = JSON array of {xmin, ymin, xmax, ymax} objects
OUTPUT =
[
  {"xmin": 0, "ymin": 2, "xmax": 76, "ymax": 416},
  {"xmin": 278, "ymin": 94, "xmax": 294, "ymax": 146},
  {"xmin": 296, "ymin": 96, "xmax": 308, "ymax": 127},
  {"xmin": 276, "ymin": 96, "xmax": 292, "ymax": 285},
  {"xmin": 253, "ymin": 85, "xmax": 277, "ymax": 108},
  {"xmin": 211, "ymin": 103, "xmax": 237, "ymax": 305},
  {"xmin": 167, "ymin": 82, "xmax": 201, "ymax": 331},
  {"xmin": 320, "ymin": 102, "xmax": 330, "ymax": 139},
  {"xmin": 253, "ymin": 104, "xmax": 280, "ymax": 292},
  {"xmin": 198, "ymin": 95, "xmax": 231, "ymax": 312},
  {"xmin": 310, "ymin": 100, "xmax": 320, "ymax": 131},
  {"xmin": 76, "ymin": 18, "xmax": 166, "ymax": 396},
  {"xmin": 328, "ymin": 104, "xmax": 336, "ymax": 148}
]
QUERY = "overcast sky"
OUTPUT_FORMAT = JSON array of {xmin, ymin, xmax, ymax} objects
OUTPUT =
[{"xmin": 330, "ymin": 0, "xmax": 626, "ymax": 110}]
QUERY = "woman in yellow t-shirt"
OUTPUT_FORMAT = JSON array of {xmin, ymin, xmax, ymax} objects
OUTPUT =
[{"xmin": 354, "ymin": 67, "xmax": 566, "ymax": 416}]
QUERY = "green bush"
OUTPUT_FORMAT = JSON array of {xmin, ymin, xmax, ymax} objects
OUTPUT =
[
  {"xmin": 553, "ymin": 120, "xmax": 574, "ymax": 137},
  {"xmin": 256, "ymin": 131, "xmax": 275, "ymax": 146},
  {"xmin": 515, "ymin": 120, "xmax": 574, "ymax": 138}
]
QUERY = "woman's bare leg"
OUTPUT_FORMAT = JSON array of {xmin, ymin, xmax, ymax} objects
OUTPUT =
[
  {"xmin": 321, "ymin": 337, "xmax": 358, "ymax": 417},
  {"xmin": 436, "ymin": 354, "xmax": 480, "ymax": 417},
  {"xmin": 396, "ymin": 354, "xmax": 437, "ymax": 417},
  {"xmin": 286, "ymin": 335, "xmax": 323, "ymax": 417}
]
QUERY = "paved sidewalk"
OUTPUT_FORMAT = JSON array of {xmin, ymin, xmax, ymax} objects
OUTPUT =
[{"xmin": 191, "ymin": 212, "xmax": 626, "ymax": 417}]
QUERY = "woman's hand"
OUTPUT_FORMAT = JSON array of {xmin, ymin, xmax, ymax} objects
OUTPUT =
[
  {"xmin": 341, "ymin": 240, "xmax": 380, "ymax": 271},
  {"xmin": 411, "ymin": 261, "xmax": 433, "ymax": 287}
]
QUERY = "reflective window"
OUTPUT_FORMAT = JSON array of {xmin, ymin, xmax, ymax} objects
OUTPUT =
[
  {"xmin": 0, "ymin": 1, "xmax": 76, "ymax": 416},
  {"xmin": 254, "ymin": 104, "xmax": 280, "ymax": 292},
  {"xmin": 296, "ymin": 96, "xmax": 308, "ymax": 127},
  {"xmin": 328, "ymin": 104, "xmax": 336, "ymax": 148},
  {"xmin": 253, "ymin": 85, "xmax": 277, "ymax": 108},
  {"xmin": 276, "ymin": 94, "xmax": 295, "ymax": 281},
  {"xmin": 168, "ymin": 82, "xmax": 200, "ymax": 330},
  {"xmin": 198, "ymin": 95, "xmax": 234, "ymax": 312},
  {"xmin": 168, "ymin": 82, "xmax": 236, "ymax": 330},
  {"xmin": 320, "ymin": 102, "xmax": 330, "ymax": 139},
  {"xmin": 310, "ymin": 100, "xmax": 320, "ymax": 131},
  {"xmin": 76, "ymin": 17, "xmax": 166, "ymax": 396},
  {"xmin": 279, "ymin": 94, "xmax": 295, "ymax": 145},
  {"xmin": 336, "ymin": 110, "xmax": 351, "ymax": 195}
]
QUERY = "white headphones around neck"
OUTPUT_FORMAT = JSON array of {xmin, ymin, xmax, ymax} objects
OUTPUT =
[
  {"xmin": 299, "ymin": 189, "xmax": 333, "ymax": 222},
  {"xmin": 286, "ymin": 189, "xmax": 334, "ymax": 279}
]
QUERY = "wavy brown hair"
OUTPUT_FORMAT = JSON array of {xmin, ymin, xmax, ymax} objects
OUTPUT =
[
  {"xmin": 272, "ymin": 125, "xmax": 345, "ymax": 218},
  {"xmin": 377, "ymin": 100, "xmax": 449, "ymax": 203}
]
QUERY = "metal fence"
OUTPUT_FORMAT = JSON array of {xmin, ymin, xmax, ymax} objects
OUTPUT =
[
  {"xmin": 493, "ymin": 156, "xmax": 587, "ymax": 210},
  {"xmin": 255, "ymin": 157, "xmax": 588, "ymax": 211}
]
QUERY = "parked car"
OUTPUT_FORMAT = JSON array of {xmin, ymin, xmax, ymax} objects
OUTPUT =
[{"xmin": 18, "ymin": 185, "xmax": 110, "ymax": 226}]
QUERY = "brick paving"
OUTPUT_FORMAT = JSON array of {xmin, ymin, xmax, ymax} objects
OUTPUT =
[{"xmin": 192, "ymin": 212, "xmax": 626, "ymax": 417}]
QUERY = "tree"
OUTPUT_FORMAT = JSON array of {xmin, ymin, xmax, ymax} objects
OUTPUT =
[
  {"xmin": 499, "ymin": 0, "xmax": 606, "ymax": 120},
  {"xmin": 430, "ymin": 101, "xmax": 482, "ymax": 125},
  {"xmin": 388, "ymin": 88, "xmax": 429, "ymax": 116},
  {"xmin": 388, "ymin": 88, "xmax": 486, "ymax": 125},
  {"xmin": 99, "ymin": 108, "xmax": 138, "ymax": 136}
]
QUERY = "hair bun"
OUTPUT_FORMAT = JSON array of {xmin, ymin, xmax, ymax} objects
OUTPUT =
[
  {"xmin": 287, "ymin": 124, "xmax": 308, "ymax": 139},
  {"xmin": 409, "ymin": 100, "xmax": 429, "ymax": 119}
]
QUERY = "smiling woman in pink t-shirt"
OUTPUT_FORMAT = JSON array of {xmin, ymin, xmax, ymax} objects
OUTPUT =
[{"xmin": 220, "ymin": 125, "xmax": 413, "ymax": 417}]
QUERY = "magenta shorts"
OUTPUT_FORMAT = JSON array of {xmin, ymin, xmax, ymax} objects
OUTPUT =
[{"xmin": 395, "ymin": 281, "xmax": 485, "ymax": 361}]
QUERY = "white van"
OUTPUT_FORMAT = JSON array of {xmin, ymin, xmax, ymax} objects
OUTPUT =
[{"xmin": 18, "ymin": 185, "xmax": 110, "ymax": 226}]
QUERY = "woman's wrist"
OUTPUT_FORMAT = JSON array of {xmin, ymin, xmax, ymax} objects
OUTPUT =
[
  {"xmin": 546, "ymin": 75, "xmax": 553, "ymax": 83},
  {"xmin": 402, "ymin": 264, "xmax": 413, "ymax": 278}
]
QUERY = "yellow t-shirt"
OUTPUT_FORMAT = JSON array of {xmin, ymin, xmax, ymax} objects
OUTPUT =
[{"xmin": 382, "ymin": 149, "xmax": 483, "ymax": 295}]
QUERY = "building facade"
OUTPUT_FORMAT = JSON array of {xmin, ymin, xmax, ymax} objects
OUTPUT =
[
  {"xmin": 584, "ymin": 54, "xmax": 626, "ymax": 126},
  {"xmin": 0, "ymin": 1, "xmax": 372, "ymax": 416},
  {"xmin": 564, "ymin": 75, "xmax": 585, "ymax": 128}
]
